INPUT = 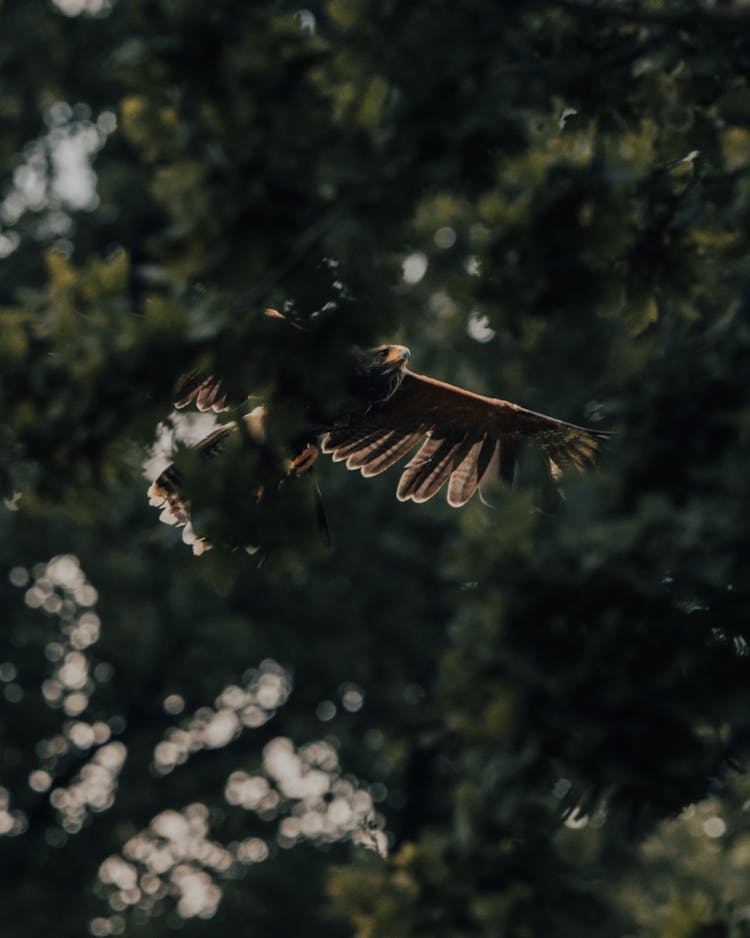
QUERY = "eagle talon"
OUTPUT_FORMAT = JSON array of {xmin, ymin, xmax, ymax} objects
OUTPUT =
[{"xmin": 292, "ymin": 445, "xmax": 319, "ymax": 475}]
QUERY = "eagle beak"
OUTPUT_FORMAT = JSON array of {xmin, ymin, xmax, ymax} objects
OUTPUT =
[{"xmin": 384, "ymin": 346, "xmax": 411, "ymax": 365}]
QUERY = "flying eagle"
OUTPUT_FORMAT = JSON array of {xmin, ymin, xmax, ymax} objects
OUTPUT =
[{"xmin": 149, "ymin": 309, "xmax": 608, "ymax": 552}]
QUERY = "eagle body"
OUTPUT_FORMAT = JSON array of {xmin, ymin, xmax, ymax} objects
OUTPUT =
[{"xmin": 149, "ymin": 310, "xmax": 608, "ymax": 550}]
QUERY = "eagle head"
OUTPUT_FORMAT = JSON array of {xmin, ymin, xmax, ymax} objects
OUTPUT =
[
  {"xmin": 350, "ymin": 344, "xmax": 411, "ymax": 405},
  {"xmin": 366, "ymin": 344, "xmax": 411, "ymax": 371}
]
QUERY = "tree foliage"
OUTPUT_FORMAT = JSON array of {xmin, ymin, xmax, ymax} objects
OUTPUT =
[{"xmin": 3, "ymin": 1, "xmax": 750, "ymax": 935}]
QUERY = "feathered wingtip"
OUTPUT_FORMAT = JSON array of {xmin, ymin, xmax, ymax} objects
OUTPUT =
[
  {"xmin": 174, "ymin": 371, "xmax": 229, "ymax": 412},
  {"xmin": 147, "ymin": 466, "xmax": 210, "ymax": 555},
  {"xmin": 148, "ymin": 475, "xmax": 260, "ymax": 556}
]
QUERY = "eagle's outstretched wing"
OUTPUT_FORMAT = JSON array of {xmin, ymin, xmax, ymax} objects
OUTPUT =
[
  {"xmin": 171, "ymin": 309, "xmax": 290, "ymax": 413},
  {"xmin": 321, "ymin": 370, "xmax": 608, "ymax": 507}
]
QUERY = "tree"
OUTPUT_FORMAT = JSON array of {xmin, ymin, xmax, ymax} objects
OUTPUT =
[{"xmin": 3, "ymin": 1, "xmax": 750, "ymax": 935}]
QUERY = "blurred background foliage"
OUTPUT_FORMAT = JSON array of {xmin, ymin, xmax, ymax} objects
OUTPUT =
[{"xmin": 2, "ymin": 0, "xmax": 750, "ymax": 935}]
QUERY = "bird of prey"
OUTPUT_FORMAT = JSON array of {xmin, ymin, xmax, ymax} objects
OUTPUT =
[{"xmin": 149, "ymin": 309, "xmax": 608, "ymax": 552}]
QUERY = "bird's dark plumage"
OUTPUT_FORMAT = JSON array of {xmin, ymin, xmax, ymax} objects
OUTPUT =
[{"xmin": 149, "ymin": 309, "xmax": 608, "ymax": 551}]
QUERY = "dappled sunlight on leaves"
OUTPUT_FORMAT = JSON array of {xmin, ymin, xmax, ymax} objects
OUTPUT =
[
  {"xmin": 228, "ymin": 736, "xmax": 385, "ymax": 852},
  {"xmin": 6, "ymin": 555, "xmax": 123, "ymax": 837},
  {"xmin": 153, "ymin": 660, "xmax": 291, "ymax": 775}
]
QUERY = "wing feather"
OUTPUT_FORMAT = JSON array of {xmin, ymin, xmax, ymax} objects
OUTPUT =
[
  {"xmin": 360, "ymin": 431, "xmax": 424, "ymax": 477},
  {"xmin": 397, "ymin": 437, "xmax": 451, "ymax": 502},
  {"xmin": 397, "ymin": 436, "xmax": 474, "ymax": 503},
  {"xmin": 322, "ymin": 425, "xmax": 426, "ymax": 477},
  {"xmin": 346, "ymin": 431, "xmax": 401, "ymax": 469},
  {"xmin": 447, "ymin": 437, "xmax": 497, "ymax": 507},
  {"xmin": 323, "ymin": 370, "xmax": 608, "ymax": 507},
  {"xmin": 174, "ymin": 371, "xmax": 229, "ymax": 412},
  {"xmin": 320, "ymin": 428, "xmax": 359, "ymax": 454},
  {"xmin": 322, "ymin": 428, "xmax": 384, "ymax": 463}
]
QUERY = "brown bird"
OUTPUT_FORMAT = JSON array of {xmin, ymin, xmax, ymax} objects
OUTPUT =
[{"xmin": 149, "ymin": 309, "xmax": 608, "ymax": 551}]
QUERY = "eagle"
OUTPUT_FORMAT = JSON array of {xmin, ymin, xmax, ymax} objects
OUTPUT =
[{"xmin": 149, "ymin": 309, "xmax": 608, "ymax": 552}]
